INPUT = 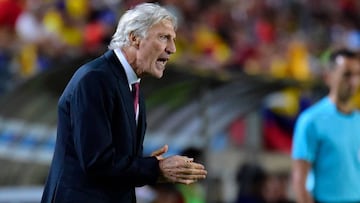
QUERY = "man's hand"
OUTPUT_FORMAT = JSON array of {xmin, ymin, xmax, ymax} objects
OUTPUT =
[{"xmin": 158, "ymin": 155, "xmax": 207, "ymax": 185}]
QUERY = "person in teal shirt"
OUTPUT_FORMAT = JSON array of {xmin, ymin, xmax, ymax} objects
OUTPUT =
[{"xmin": 292, "ymin": 49, "xmax": 360, "ymax": 203}]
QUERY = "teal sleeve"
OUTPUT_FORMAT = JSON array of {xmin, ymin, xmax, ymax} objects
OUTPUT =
[{"xmin": 292, "ymin": 112, "xmax": 317, "ymax": 163}]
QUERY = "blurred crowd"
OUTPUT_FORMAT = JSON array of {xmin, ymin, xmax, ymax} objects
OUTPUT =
[
  {"xmin": 1, "ymin": 0, "xmax": 360, "ymax": 94},
  {"xmin": 2, "ymin": 0, "xmax": 360, "ymax": 152}
]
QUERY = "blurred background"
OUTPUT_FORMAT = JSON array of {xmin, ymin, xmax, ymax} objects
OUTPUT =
[{"xmin": 1, "ymin": 0, "xmax": 360, "ymax": 202}]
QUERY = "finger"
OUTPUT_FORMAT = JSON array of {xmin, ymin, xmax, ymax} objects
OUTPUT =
[
  {"xmin": 173, "ymin": 172, "xmax": 207, "ymax": 180},
  {"xmin": 187, "ymin": 162, "xmax": 205, "ymax": 169},
  {"xmin": 160, "ymin": 156, "xmax": 204, "ymax": 172},
  {"xmin": 151, "ymin": 144, "xmax": 168, "ymax": 157},
  {"xmin": 152, "ymin": 144, "xmax": 168, "ymax": 156},
  {"xmin": 178, "ymin": 169, "xmax": 208, "ymax": 177},
  {"xmin": 174, "ymin": 155, "xmax": 193, "ymax": 163},
  {"xmin": 160, "ymin": 156, "xmax": 191, "ymax": 169},
  {"xmin": 181, "ymin": 161, "xmax": 205, "ymax": 170},
  {"xmin": 176, "ymin": 178, "xmax": 197, "ymax": 185},
  {"xmin": 160, "ymin": 168, "xmax": 207, "ymax": 184},
  {"xmin": 183, "ymin": 157, "xmax": 194, "ymax": 162},
  {"xmin": 165, "ymin": 174, "xmax": 198, "ymax": 185},
  {"xmin": 166, "ymin": 167, "xmax": 207, "ymax": 177}
]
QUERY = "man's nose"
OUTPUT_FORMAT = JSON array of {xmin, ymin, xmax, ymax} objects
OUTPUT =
[{"xmin": 166, "ymin": 41, "xmax": 176, "ymax": 55}]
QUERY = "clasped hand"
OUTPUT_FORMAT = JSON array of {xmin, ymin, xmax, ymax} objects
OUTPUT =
[{"xmin": 151, "ymin": 145, "xmax": 207, "ymax": 185}]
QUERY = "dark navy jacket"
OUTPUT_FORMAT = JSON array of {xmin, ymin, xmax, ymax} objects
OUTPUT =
[{"xmin": 41, "ymin": 50, "xmax": 160, "ymax": 203}]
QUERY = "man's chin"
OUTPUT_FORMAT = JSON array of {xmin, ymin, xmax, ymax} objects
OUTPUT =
[
  {"xmin": 156, "ymin": 72, "xmax": 164, "ymax": 78},
  {"xmin": 144, "ymin": 71, "xmax": 164, "ymax": 79},
  {"xmin": 154, "ymin": 68, "xmax": 165, "ymax": 78}
]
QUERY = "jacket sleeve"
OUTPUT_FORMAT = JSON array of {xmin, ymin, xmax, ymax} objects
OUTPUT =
[{"xmin": 70, "ymin": 69, "xmax": 159, "ymax": 187}]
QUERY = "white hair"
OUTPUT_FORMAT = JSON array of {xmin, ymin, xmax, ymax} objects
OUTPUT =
[{"xmin": 108, "ymin": 3, "xmax": 177, "ymax": 50}]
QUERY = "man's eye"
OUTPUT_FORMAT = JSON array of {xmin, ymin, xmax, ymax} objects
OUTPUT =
[{"xmin": 160, "ymin": 35, "xmax": 168, "ymax": 40}]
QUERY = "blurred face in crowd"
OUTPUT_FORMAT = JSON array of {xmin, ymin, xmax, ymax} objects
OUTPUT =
[
  {"xmin": 133, "ymin": 19, "xmax": 176, "ymax": 78},
  {"xmin": 328, "ymin": 56, "xmax": 360, "ymax": 103}
]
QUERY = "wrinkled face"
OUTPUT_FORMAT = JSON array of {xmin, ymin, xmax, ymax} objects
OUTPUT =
[
  {"xmin": 135, "ymin": 19, "xmax": 176, "ymax": 78},
  {"xmin": 328, "ymin": 56, "xmax": 360, "ymax": 102}
]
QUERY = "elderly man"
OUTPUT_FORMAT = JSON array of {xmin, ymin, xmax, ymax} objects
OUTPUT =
[{"xmin": 41, "ymin": 3, "xmax": 207, "ymax": 203}]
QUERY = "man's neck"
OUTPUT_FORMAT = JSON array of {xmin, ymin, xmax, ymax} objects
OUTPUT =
[
  {"xmin": 329, "ymin": 95, "xmax": 354, "ymax": 114},
  {"xmin": 121, "ymin": 47, "xmax": 137, "ymax": 72}
]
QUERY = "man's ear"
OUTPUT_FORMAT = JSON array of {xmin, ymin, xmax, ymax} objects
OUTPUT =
[
  {"xmin": 322, "ymin": 70, "xmax": 332, "ymax": 87},
  {"xmin": 129, "ymin": 32, "xmax": 140, "ymax": 48}
]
